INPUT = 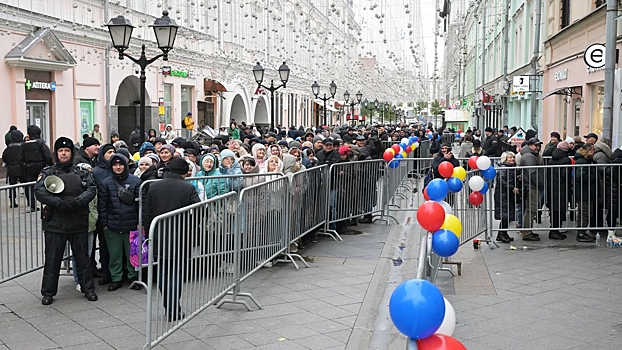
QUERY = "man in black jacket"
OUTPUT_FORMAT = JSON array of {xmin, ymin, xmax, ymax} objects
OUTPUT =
[
  {"xmin": 34, "ymin": 137, "xmax": 98, "ymax": 305},
  {"xmin": 23, "ymin": 125, "xmax": 53, "ymax": 212},
  {"xmin": 482, "ymin": 127, "xmax": 501, "ymax": 157},
  {"xmin": 144, "ymin": 158, "xmax": 200, "ymax": 321},
  {"xmin": 73, "ymin": 137, "xmax": 100, "ymax": 167},
  {"xmin": 2, "ymin": 129, "xmax": 25, "ymax": 207},
  {"xmin": 315, "ymin": 138, "xmax": 341, "ymax": 166}
]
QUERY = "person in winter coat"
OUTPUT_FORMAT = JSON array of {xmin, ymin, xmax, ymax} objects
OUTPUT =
[
  {"xmin": 148, "ymin": 129, "xmax": 157, "ymax": 143},
  {"xmin": 71, "ymin": 163, "xmax": 98, "ymax": 292},
  {"xmin": 545, "ymin": 142, "xmax": 573, "ymax": 240},
  {"xmin": 573, "ymin": 144, "xmax": 597, "ymax": 242},
  {"xmin": 2, "ymin": 129, "xmax": 25, "ymax": 207},
  {"xmin": 260, "ymin": 155, "xmax": 284, "ymax": 181},
  {"xmin": 219, "ymin": 149, "xmax": 242, "ymax": 191},
  {"xmin": 143, "ymin": 158, "xmax": 200, "ymax": 321},
  {"xmin": 4, "ymin": 125, "xmax": 16, "ymax": 146},
  {"xmin": 196, "ymin": 153, "xmax": 228, "ymax": 200},
  {"xmin": 458, "ymin": 135, "xmax": 473, "ymax": 158},
  {"xmin": 429, "ymin": 133, "xmax": 440, "ymax": 157},
  {"xmin": 518, "ymin": 138, "xmax": 544, "ymax": 241},
  {"xmin": 162, "ymin": 124, "xmax": 177, "ymax": 142},
  {"xmin": 282, "ymin": 153, "xmax": 304, "ymax": 174},
  {"xmin": 22, "ymin": 125, "xmax": 53, "ymax": 211},
  {"xmin": 229, "ymin": 122, "xmax": 240, "ymax": 140},
  {"xmin": 110, "ymin": 132, "xmax": 120, "ymax": 144},
  {"xmin": 98, "ymin": 154, "xmax": 142, "ymax": 291},
  {"xmin": 463, "ymin": 139, "xmax": 487, "ymax": 169},
  {"xmin": 542, "ymin": 132, "xmax": 561, "ymax": 158},
  {"xmin": 139, "ymin": 141, "xmax": 156, "ymax": 157},
  {"xmin": 482, "ymin": 127, "xmax": 501, "ymax": 157},
  {"xmin": 593, "ymin": 140, "xmax": 613, "ymax": 233},
  {"xmin": 240, "ymin": 156, "xmax": 262, "ymax": 188},
  {"xmin": 315, "ymin": 138, "xmax": 341, "ymax": 166},
  {"xmin": 134, "ymin": 156, "xmax": 153, "ymax": 178},
  {"xmin": 494, "ymin": 152, "xmax": 519, "ymax": 243},
  {"xmin": 91, "ymin": 143, "xmax": 116, "ymax": 283},
  {"xmin": 74, "ymin": 137, "xmax": 100, "ymax": 167}
]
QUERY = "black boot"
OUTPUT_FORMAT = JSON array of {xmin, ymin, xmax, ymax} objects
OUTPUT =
[
  {"xmin": 577, "ymin": 232, "xmax": 596, "ymax": 242},
  {"xmin": 548, "ymin": 231, "xmax": 566, "ymax": 240},
  {"xmin": 496, "ymin": 232, "xmax": 512, "ymax": 243},
  {"xmin": 358, "ymin": 215, "xmax": 374, "ymax": 224}
]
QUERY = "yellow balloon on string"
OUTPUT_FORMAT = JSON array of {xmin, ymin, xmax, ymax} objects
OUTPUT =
[
  {"xmin": 441, "ymin": 214, "xmax": 462, "ymax": 237},
  {"xmin": 452, "ymin": 167, "xmax": 466, "ymax": 181}
]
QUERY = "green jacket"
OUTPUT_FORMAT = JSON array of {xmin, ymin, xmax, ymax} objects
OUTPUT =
[
  {"xmin": 229, "ymin": 128, "xmax": 240, "ymax": 140},
  {"xmin": 4, "ymin": 132, "xmax": 10, "ymax": 146}
]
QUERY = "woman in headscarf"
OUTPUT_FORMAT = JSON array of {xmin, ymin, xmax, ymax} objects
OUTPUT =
[
  {"xmin": 251, "ymin": 143, "xmax": 267, "ymax": 171},
  {"xmin": 260, "ymin": 155, "xmax": 283, "ymax": 181},
  {"xmin": 196, "ymin": 153, "xmax": 228, "ymax": 201}
]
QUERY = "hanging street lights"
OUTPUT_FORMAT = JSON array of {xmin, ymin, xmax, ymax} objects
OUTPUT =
[
  {"xmin": 361, "ymin": 98, "xmax": 378, "ymax": 124},
  {"xmin": 312, "ymin": 81, "xmax": 337, "ymax": 127},
  {"xmin": 106, "ymin": 11, "xmax": 178, "ymax": 145},
  {"xmin": 252, "ymin": 62, "xmax": 290, "ymax": 133},
  {"xmin": 344, "ymin": 90, "xmax": 363, "ymax": 126}
]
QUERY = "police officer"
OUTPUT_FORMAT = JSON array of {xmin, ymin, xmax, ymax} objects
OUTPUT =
[
  {"xmin": 23, "ymin": 125, "xmax": 53, "ymax": 211},
  {"xmin": 34, "ymin": 137, "xmax": 98, "ymax": 305}
]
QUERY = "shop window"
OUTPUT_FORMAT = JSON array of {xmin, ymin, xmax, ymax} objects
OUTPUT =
[
  {"xmin": 561, "ymin": 0, "xmax": 571, "ymax": 29},
  {"xmin": 79, "ymin": 100, "xmax": 95, "ymax": 137},
  {"xmin": 590, "ymin": 84, "xmax": 604, "ymax": 135},
  {"xmin": 181, "ymin": 86, "xmax": 193, "ymax": 121},
  {"xmin": 163, "ymin": 84, "xmax": 172, "ymax": 128}
]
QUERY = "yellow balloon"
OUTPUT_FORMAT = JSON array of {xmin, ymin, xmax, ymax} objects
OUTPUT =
[
  {"xmin": 133, "ymin": 152, "xmax": 140, "ymax": 161},
  {"xmin": 441, "ymin": 214, "xmax": 462, "ymax": 237},
  {"xmin": 387, "ymin": 148, "xmax": 396, "ymax": 155},
  {"xmin": 452, "ymin": 167, "xmax": 466, "ymax": 181},
  {"xmin": 400, "ymin": 151, "xmax": 407, "ymax": 158}
]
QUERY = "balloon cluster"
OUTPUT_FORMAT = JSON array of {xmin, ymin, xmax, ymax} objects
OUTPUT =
[
  {"xmin": 466, "ymin": 155, "xmax": 496, "ymax": 206},
  {"xmin": 454, "ymin": 129, "xmax": 466, "ymax": 139},
  {"xmin": 383, "ymin": 137, "xmax": 420, "ymax": 169}
]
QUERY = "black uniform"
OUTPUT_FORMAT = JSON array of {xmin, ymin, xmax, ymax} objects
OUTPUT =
[
  {"xmin": 22, "ymin": 125, "xmax": 53, "ymax": 210},
  {"xmin": 1, "ymin": 130, "xmax": 25, "ymax": 206},
  {"xmin": 34, "ymin": 137, "xmax": 97, "ymax": 304}
]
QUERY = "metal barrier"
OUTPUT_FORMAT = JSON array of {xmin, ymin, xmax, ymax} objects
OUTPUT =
[
  {"xmin": 490, "ymin": 162, "xmax": 622, "ymax": 240},
  {"xmin": 145, "ymin": 192, "xmax": 239, "ymax": 349}
]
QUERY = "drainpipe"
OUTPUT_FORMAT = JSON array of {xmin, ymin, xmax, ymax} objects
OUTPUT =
[
  {"xmin": 104, "ymin": 0, "xmax": 112, "ymax": 134},
  {"xmin": 602, "ymin": 0, "xmax": 618, "ymax": 141},
  {"xmin": 529, "ymin": 0, "xmax": 542, "ymax": 131},
  {"xmin": 502, "ymin": 0, "xmax": 510, "ymax": 126},
  {"xmin": 480, "ymin": 3, "xmax": 486, "ymax": 130}
]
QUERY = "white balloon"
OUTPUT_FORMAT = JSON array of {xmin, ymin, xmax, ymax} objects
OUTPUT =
[
  {"xmin": 401, "ymin": 138, "xmax": 409, "ymax": 145},
  {"xmin": 437, "ymin": 200, "xmax": 453, "ymax": 215},
  {"xmin": 436, "ymin": 297, "xmax": 456, "ymax": 336},
  {"xmin": 476, "ymin": 156, "xmax": 491, "ymax": 170},
  {"xmin": 413, "ymin": 142, "xmax": 419, "ymax": 148},
  {"xmin": 468, "ymin": 175, "xmax": 484, "ymax": 192}
]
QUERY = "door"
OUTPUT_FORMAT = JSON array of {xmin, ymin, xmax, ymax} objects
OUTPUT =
[
  {"xmin": 117, "ymin": 106, "xmax": 138, "ymax": 144},
  {"xmin": 26, "ymin": 101, "xmax": 49, "ymax": 142}
]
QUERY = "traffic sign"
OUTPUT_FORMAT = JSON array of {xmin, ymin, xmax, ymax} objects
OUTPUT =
[
  {"xmin": 512, "ymin": 76, "xmax": 529, "ymax": 92},
  {"xmin": 584, "ymin": 43, "xmax": 606, "ymax": 69}
]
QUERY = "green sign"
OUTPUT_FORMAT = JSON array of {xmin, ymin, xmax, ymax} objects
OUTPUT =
[
  {"xmin": 462, "ymin": 100, "xmax": 467, "ymax": 106},
  {"xmin": 170, "ymin": 70, "xmax": 189, "ymax": 78},
  {"xmin": 162, "ymin": 67, "xmax": 194, "ymax": 78}
]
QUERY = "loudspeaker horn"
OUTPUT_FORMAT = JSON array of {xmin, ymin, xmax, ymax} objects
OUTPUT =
[{"xmin": 44, "ymin": 175, "xmax": 65, "ymax": 194}]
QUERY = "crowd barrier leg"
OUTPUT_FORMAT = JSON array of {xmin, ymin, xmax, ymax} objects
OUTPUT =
[{"xmin": 318, "ymin": 181, "xmax": 343, "ymax": 241}]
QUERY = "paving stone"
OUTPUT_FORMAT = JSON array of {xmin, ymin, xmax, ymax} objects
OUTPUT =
[
  {"xmin": 293, "ymin": 334, "xmax": 344, "ymax": 350},
  {"xmin": 203, "ymin": 334, "xmax": 253, "ymax": 350},
  {"xmin": 49, "ymin": 330, "xmax": 101, "ymax": 348}
]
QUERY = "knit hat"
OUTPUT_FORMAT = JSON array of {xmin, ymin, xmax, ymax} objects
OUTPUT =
[
  {"xmin": 251, "ymin": 143, "xmax": 266, "ymax": 158},
  {"xmin": 138, "ymin": 156, "xmax": 153, "ymax": 166},
  {"xmin": 278, "ymin": 140, "xmax": 288, "ymax": 147},
  {"xmin": 82, "ymin": 137, "xmax": 100, "ymax": 149},
  {"xmin": 313, "ymin": 136, "xmax": 324, "ymax": 143},
  {"xmin": 289, "ymin": 140, "xmax": 302, "ymax": 150},
  {"xmin": 220, "ymin": 149, "xmax": 236, "ymax": 161},
  {"xmin": 556, "ymin": 141, "xmax": 570, "ymax": 152},
  {"xmin": 160, "ymin": 144, "xmax": 175, "ymax": 155},
  {"xmin": 550, "ymin": 131, "xmax": 561, "ymax": 140},
  {"xmin": 565, "ymin": 137, "xmax": 575, "ymax": 144},
  {"xmin": 116, "ymin": 148, "xmax": 132, "ymax": 162},
  {"xmin": 339, "ymin": 146, "xmax": 350, "ymax": 155},
  {"xmin": 139, "ymin": 141, "xmax": 156, "ymax": 157},
  {"xmin": 54, "ymin": 137, "xmax": 74, "ymax": 154},
  {"xmin": 153, "ymin": 137, "xmax": 166, "ymax": 145},
  {"xmin": 167, "ymin": 158, "xmax": 190, "ymax": 175}
]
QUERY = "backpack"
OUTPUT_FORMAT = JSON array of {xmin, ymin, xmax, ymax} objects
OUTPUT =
[{"xmin": 181, "ymin": 118, "xmax": 187, "ymax": 128}]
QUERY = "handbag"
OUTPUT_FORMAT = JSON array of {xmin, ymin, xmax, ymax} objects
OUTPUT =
[
  {"xmin": 115, "ymin": 180, "xmax": 136, "ymax": 205},
  {"xmin": 129, "ymin": 229, "xmax": 148, "ymax": 268}
]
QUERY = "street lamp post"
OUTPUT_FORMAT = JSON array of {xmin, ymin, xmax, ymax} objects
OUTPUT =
[
  {"xmin": 312, "ymin": 81, "xmax": 337, "ymax": 127},
  {"xmin": 106, "ymin": 11, "xmax": 178, "ymax": 145},
  {"xmin": 252, "ymin": 62, "xmax": 290, "ymax": 133},
  {"xmin": 344, "ymin": 90, "xmax": 363, "ymax": 126},
  {"xmin": 362, "ymin": 98, "xmax": 378, "ymax": 124}
]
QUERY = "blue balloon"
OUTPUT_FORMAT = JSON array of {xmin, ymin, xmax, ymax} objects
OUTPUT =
[
  {"xmin": 427, "ymin": 134, "xmax": 433, "ymax": 140},
  {"xmin": 389, "ymin": 279, "xmax": 446, "ymax": 339},
  {"xmin": 409, "ymin": 136, "xmax": 417, "ymax": 144},
  {"xmin": 437, "ymin": 135, "xmax": 441, "ymax": 141},
  {"xmin": 394, "ymin": 153, "xmax": 404, "ymax": 159},
  {"xmin": 426, "ymin": 179, "xmax": 449, "ymax": 201},
  {"xmin": 481, "ymin": 166, "xmax": 497, "ymax": 180},
  {"xmin": 412, "ymin": 136, "xmax": 419, "ymax": 143},
  {"xmin": 389, "ymin": 160, "xmax": 400, "ymax": 168},
  {"xmin": 480, "ymin": 181, "xmax": 489, "ymax": 195},
  {"xmin": 432, "ymin": 229, "xmax": 460, "ymax": 257},
  {"xmin": 447, "ymin": 177, "xmax": 463, "ymax": 193},
  {"xmin": 400, "ymin": 142, "xmax": 408, "ymax": 150},
  {"xmin": 455, "ymin": 133, "xmax": 461, "ymax": 138}
]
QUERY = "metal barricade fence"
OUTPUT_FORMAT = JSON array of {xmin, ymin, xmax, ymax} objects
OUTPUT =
[
  {"xmin": 145, "ymin": 192, "xmax": 239, "ymax": 349},
  {"xmin": 0, "ymin": 182, "xmax": 51, "ymax": 283},
  {"xmin": 489, "ymin": 162, "xmax": 622, "ymax": 239},
  {"xmin": 323, "ymin": 160, "xmax": 385, "ymax": 241},
  {"xmin": 453, "ymin": 170, "xmax": 489, "ymax": 246}
]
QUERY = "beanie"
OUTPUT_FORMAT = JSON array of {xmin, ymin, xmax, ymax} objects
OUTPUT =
[
  {"xmin": 339, "ymin": 146, "xmax": 350, "ymax": 156},
  {"xmin": 82, "ymin": 137, "xmax": 100, "ymax": 149},
  {"xmin": 160, "ymin": 144, "xmax": 175, "ymax": 155},
  {"xmin": 167, "ymin": 158, "xmax": 190, "ymax": 175},
  {"xmin": 138, "ymin": 156, "xmax": 152, "ymax": 166},
  {"xmin": 556, "ymin": 141, "xmax": 570, "ymax": 152},
  {"xmin": 146, "ymin": 153, "xmax": 160, "ymax": 164},
  {"xmin": 116, "ymin": 148, "xmax": 131, "ymax": 161},
  {"xmin": 54, "ymin": 137, "xmax": 74, "ymax": 154}
]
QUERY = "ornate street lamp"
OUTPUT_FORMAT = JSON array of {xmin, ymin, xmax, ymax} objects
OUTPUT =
[
  {"xmin": 344, "ymin": 90, "xmax": 363, "ymax": 126},
  {"xmin": 253, "ymin": 62, "xmax": 290, "ymax": 132},
  {"xmin": 106, "ymin": 11, "xmax": 178, "ymax": 145},
  {"xmin": 312, "ymin": 81, "xmax": 337, "ymax": 127}
]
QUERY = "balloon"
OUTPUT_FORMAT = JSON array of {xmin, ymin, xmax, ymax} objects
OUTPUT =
[
  {"xmin": 383, "ymin": 150, "xmax": 395, "ymax": 162},
  {"xmin": 432, "ymin": 229, "xmax": 460, "ymax": 257},
  {"xmin": 417, "ymin": 334, "xmax": 466, "ymax": 350},
  {"xmin": 437, "ymin": 201, "xmax": 453, "ymax": 215},
  {"xmin": 481, "ymin": 166, "xmax": 497, "ymax": 180},
  {"xmin": 387, "ymin": 148, "xmax": 396, "ymax": 155},
  {"xmin": 455, "ymin": 133, "xmax": 460, "ymax": 138},
  {"xmin": 457, "ymin": 129, "xmax": 462, "ymax": 134},
  {"xmin": 389, "ymin": 160, "xmax": 400, "ymax": 169},
  {"xmin": 417, "ymin": 201, "xmax": 446, "ymax": 232},
  {"xmin": 427, "ymin": 134, "xmax": 433, "ymax": 140},
  {"xmin": 389, "ymin": 279, "xmax": 446, "ymax": 339},
  {"xmin": 405, "ymin": 146, "xmax": 412, "ymax": 154},
  {"xmin": 452, "ymin": 167, "xmax": 466, "ymax": 181},
  {"xmin": 468, "ymin": 175, "xmax": 484, "ymax": 191},
  {"xmin": 423, "ymin": 187, "xmax": 430, "ymax": 201},
  {"xmin": 436, "ymin": 298, "xmax": 456, "ymax": 336},
  {"xmin": 133, "ymin": 152, "xmax": 140, "ymax": 161},
  {"xmin": 438, "ymin": 162, "xmax": 454, "ymax": 178},
  {"xmin": 401, "ymin": 138, "xmax": 410, "ymax": 145},
  {"xmin": 467, "ymin": 156, "xmax": 479, "ymax": 170},
  {"xmin": 476, "ymin": 156, "xmax": 491, "ymax": 170},
  {"xmin": 426, "ymin": 179, "xmax": 449, "ymax": 202},
  {"xmin": 392, "ymin": 144, "xmax": 402, "ymax": 154},
  {"xmin": 446, "ymin": 177, "xmax": 463, "ymax": 193},
  {"xmin": 414, "ymin": 141, "xmax": 420, "ymax": 148},
  {"xmin": 411, "ymin": 136, "xmax": 419, "ymax": 143},
  {"xmin": 469, "ymin": 191, "xmax": 484, "ymax": 206},
  {"xmin": 480, "ymin": 181, "xmax": 489, "ymax": 195},
  {"xmin": 460, "ymin": 132, "xmax": 465, "ymax": 138},
  {"xmin": 400, "ymin": 142, "xmax": 408, "ymax": 150},
  {"xmin": 441, "ymin": 214, "xmax": 462, "ymax": 237},
  {"xmin": 400, "ymin": 151, "xmax": 407, "ymax": 158},
  {"xmin": 395, "ymin": 153, "xmax": 404, "ymax": 159},
  {"xmin": 437, "ymin": 135, "xmax": 441, "ymax": 141}
]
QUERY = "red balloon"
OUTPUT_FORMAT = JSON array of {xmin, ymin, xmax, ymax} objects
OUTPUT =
[
  {"xmin": 571, "ymin": 158, "xmax": 575, "ymax": 165},
  {"xmin": 469, "ymin": 191, "xmax": 484, "ymax": 206},
  {"xmin": 468, "ymin": 156, "xmax": 479, "ymax": 170},
  {"xmin": 457, "ymin": 129, "xmax": 462, "ymax": 134},
  {"xmin": 423, "ymin": 187, "xmax": 430, "ymax": 201},
  {"xmin": 417, "ymin": 201, "xmax": 445, "ymax": 232},
  {"xmin": 438, "ymin": 162, "xmax": 454, "ymax": 178},
  {"xmin": 404, "ymin": 145, "xmax": 412, "ymax": 154},
  {"xmin": 417, "ymin": 334, "xmax": 467, "ymax": 350},
  {"xmin": 383, "ymin": 150, "xmax": 394, "ymax": 162},
  {"xmin": 392, "ymin": 144, "xmax": 402, "ymax": 154}
]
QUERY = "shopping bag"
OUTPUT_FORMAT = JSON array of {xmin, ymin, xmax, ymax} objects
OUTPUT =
[{"xmin": 129, "ymin": 229, "xmax": 149, "ymax": 268}]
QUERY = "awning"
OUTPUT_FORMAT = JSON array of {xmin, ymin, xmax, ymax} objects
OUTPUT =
[
  {"xmin": 538, "ymin": 86, "xmax": 582, "ymax": 100},
  {"xmin": 313, "ymin": 99, "xmax": 337, "ymax": 112},
  {"xmin": 204, "ymin": 79, "xmax": 227, "ymax": 92},
  {"xmin": 4, "ymin": 27, "xmax": 76, "ymax": 71}
]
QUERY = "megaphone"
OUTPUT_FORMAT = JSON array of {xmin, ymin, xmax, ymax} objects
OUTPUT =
[{"xmin": 44, "ymin": 175, "xmax": 65, "ymax": 194}]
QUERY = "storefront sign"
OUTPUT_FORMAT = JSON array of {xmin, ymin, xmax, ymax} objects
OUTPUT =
[
  {"xmin": 587, "ymin": 66, "xmax": 605, "ymax": 74},
  {"xmin": 554, "ymin": 69, "xmax": 568, "ymax": 82},
  {"xmin": 512, "ymin": 76, "xmax": 529, "ymax": 92},
  {"xmin": 25, "ymin": 80, "xmax": 56, "ymax": 91},
  {"xmin": 584, "ymin": 43, "xmax": 606, "ymax": 69},
  {"xmin": 162, "ymin": 66, "xmax": 194, "ymax": 78}
]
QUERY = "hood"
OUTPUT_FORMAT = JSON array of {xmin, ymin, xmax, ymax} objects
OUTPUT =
[
  {"xmin": 611, "ymin": 147, "xmax": 622, "ymax": 163},
  {"xmin": 263, "ymin": 155, "xmax": 284, "ymax": 173},
  {"xmin": 252, "ymin": 143, "xmax": 266, "ymax": 158},
  {"xmin": 139, "ymin": 141, "xmax": 156, "ymax": 157},
  {"xmin": 97, "ymin": 144, "xmax": 116, "ymax": 168},
  {"xmin": 551, "ymin": 147, "xmax": 569, "ymax": 161},
  {"xmin": 199, "ymin": 153, "xmax": 219, "ymax": 176},
  {"xmin": 186, "ymin": 159, "xmax": 196, "ymax": 177},
  {"xmin": 349, "ymin": 145, "xmax": 362, "ymax": 158},
  {"xmin": 282, "ymin": 153, "xmax": 300, "ymax": 174},
  {"xmin": 594, "ymin": 141, "xmax": 613, "ymax": 158},
  {"xmin": 575, "ymin": 147, "xmax": 592, "ymax": 160},
  {"xmin": 148, "ymin": 129, "xmax": 157, "ymax": 136},
  {"xmin": 27, "ymin": 125, "xmax": 41, "ymax": 139},
  {"xmin": 525, "ymin": 129, "xmax": 537, "ymax": 140},
  {"xmin": 166, "ymin": 124, "xmax": 173, "ymax": 130},
  {"xmin": 268, "ymin": 145, "xmax": 281, "ymax": 158},
  {"xmin": 10, "ymin": 130, "xmax": 23, "ymax": 144},
  {"xmin": 109, "ymin": 153, "xmax": 129, "ymax": 181}
]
